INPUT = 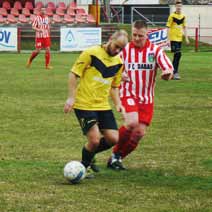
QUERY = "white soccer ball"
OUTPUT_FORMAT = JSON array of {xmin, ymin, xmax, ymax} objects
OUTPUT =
[{"xmin": 64, "ymin": 161, "xmax": 86, "ymax": 184}]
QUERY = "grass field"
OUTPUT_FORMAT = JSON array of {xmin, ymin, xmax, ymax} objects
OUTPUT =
[{"xmin": 0, "ymin": 51, "xmax": 211, "ymax": 212}]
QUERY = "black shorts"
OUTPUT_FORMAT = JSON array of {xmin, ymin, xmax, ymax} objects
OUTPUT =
[
  {"xmin": 170, "ymin": 41, "xmax": 182, "ymax": 53},
  {"xmin": 74, "ymin": 109, "xmax": 118, "ymax": 135}
]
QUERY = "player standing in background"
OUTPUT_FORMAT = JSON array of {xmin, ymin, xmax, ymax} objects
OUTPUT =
[
  {"xmin": 166, "ymin": 1, "xmax": 189, "ymax": 80},
  {"xmin": 64, "ymin": 31, "xmax": 128, "ymax": 175},
  {"xmin": 107, "ymin": 20, "xmax": 174, "ymax": 170},
  {"xmin": 26, "ymin": 8, "xmax": 52, "ymax": 69}
]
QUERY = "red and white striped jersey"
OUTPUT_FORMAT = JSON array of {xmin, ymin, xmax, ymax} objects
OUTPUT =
[
  {"xmin": 119, "ymin": 40, "xmax": 173, "ymax": 104},
  {"xmin": 32, "ymin": 15, "xmax": 50, "ymax": 38}
]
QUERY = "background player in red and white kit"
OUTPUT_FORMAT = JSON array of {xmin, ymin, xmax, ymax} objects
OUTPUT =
[
  {"xmin": 26, "ymin": 8, "xmax": 52, "ymax": 69},
  {"xmin": 107, "ymin": 20, "xmax": 174, "ymax": 170}
]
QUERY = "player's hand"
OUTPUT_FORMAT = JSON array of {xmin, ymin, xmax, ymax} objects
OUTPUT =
[
  {"xmin": 121, "ymin": 71, "xmax": 130, "ymax": 82},
  {"xmin": 115, "ymin": 104, "xmax": 126, "ymax": 120},
  {"xmin": 36, "ymin": 28, "xmax": 43, "ymax": 33},
  {"xmin": 185, "ymin": 38, "xmax": 190, "ymax": 45},
  {"xmin": 161, "ymin": 70, "xmax": 173, "ymax": 81},
  {"xmin": 64, "ymin": 97, "xmax": 75, "ymax": 113}
]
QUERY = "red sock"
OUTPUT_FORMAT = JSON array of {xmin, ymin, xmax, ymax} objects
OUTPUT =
[
  {"xmin": 45, "ymin": 51, "xmax": 50, "ymax": 67},
  {"xmin": 113, "ymin": 126, "xmax": 131, "ymax": 155},
  {"xmin": 29, "ymin": 51, "xmax": 39, "ymax": 63},
  {"xmin": 121, "ymin": 130, "xmax": 142, "ymax": 159}
]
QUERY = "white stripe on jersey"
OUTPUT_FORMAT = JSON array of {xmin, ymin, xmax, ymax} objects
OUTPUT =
[
  {"xmin": 144, "ymin": 68, "xmax": 150, "ymax": 104},
  {"xmin": 120, "ymin": 41, "xmax": 173, "ymax": 104},
  {"xmin": 33, "ymin": 15, "xmax": 50, "ymax": 38}
]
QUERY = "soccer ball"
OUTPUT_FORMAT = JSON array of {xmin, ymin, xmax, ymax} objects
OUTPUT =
[{"xmin": 64, "ymin": 161, "xmax": 86, "ymax": 184}]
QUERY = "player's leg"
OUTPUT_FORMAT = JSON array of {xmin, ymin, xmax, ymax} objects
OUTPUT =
[
  {"xmin": 95, "ymin": 110, "xmax": 119, "ymax": 153},
  {"xmin": 107, "ymin": 97, "xmax": 139, "ymax": 169},
  {"xmin": 83, "ymin": 124, "xmax": 101, "ymax": 178},
  {"xmin": 44, "ymin": 38, "xmax": 52, "ymax": 69},
  {"xmin": 74, "ymin": 109, "xmax": 100, "ymax": 169},
  {"xmin": 121, "ymin": 123, "xmax": 147, "ymax": 159},
  {"xmin": 83, "ymin": 124, "xmax": 101, "ymax": 167},
  {"xmin": 45, "ymin": 47, "xmax": 52, "ymax": 69},
  {"xmin": 114, "ymin": 111, "xmax": 139, "ymax": 155},
  {"xmin": 107, "ymin": 111, "xmax": 139, "ymax": 170},
  {"xmin": 26, "ymin": 39, "xmax": 41, "ymax": 68},
  {"xmin": 114, "ymin": 97, "xmax": 139, "ymax": 154},
  {"xmin": 171, "ymin": 41, "xmax": 182, "ymax": 79},
  {"xmin": 108, "ymin": 103, "xmax": 153, "ymax": 170},
  {"xmin": 120, "ymin": 103, "xmax": 153, "ymax": 159},
  {"xmin": 88, "ymin": 110, "xmax": 119, "ymax": 172}
]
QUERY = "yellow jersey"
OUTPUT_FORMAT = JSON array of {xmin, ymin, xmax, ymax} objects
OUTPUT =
[
  {"xmin": 166, "ymin": 12, "xmax": 186, "ymax": 42},
  {"xmin": 72, "ymin": 45, "xmax": 123, "ymax": 110}
]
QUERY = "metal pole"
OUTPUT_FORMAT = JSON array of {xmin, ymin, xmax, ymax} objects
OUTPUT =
[
  {"xmin": 195, "ymin": 27, "xmax": 198, "ymax": 52},
  {"xmin": 198, "ymin": 14, "xmax": 200, "ymax": 42},
  {"xmin": 105, "ymin": 0, "xmax": 111, "ymax": 23},
  {"xmin": 17, "ymin": 27, "xmax": 21, "ymax": 53},
  {"xmin": 96, "ymin": 0, "xmax": 99, "ymax": 26}
]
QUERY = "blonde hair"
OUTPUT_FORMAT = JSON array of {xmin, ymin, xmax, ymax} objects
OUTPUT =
[{"xmin": 111, "ymin": 30, "xmax": 128, "ymax": 41}]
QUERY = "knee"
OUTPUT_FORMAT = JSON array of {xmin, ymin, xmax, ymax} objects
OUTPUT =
[
  {"xmin": 104, "ymin": 133, "xmax": 118, "ymax": 145},
  {"xmin": 87, "ymin": 135, "xmax": 101, "ymax": 149},
  {"xmin": 131, "ymin": 128, "xmax": 145, "ymax": 142},
  {"xmin": 45, "ymin": 47, "xmax": 50, "ymax": 51},
  {"xmin": 126, "ymin": 121, "xmax": 139, "ymax": 131},
  {"xmin": 137, "ymin": 129, "xmax": 145, "ymax": 138}
]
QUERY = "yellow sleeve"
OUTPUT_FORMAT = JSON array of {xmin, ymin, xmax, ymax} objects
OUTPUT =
[
  {"xmin": 111, "ymin": 64, "xmax": 124, "ymax": 88},
  {"xmin": 166, "ymin": 14, "xmax": 173, "ymax": 27},
  {"xmin": 71, "ymin": 50, "xmax": 91, "ymax": 77}
]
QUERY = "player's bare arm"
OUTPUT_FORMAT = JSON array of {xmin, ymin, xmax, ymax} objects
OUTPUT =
[
  {"xmin": 110, "ymin": 87, "xmax": 126, "ymax": 118},
  {"xmin": 64, "ymin": 72, "xmax": 79, "ymax": 113},
  {"xmin": 184, "ymin": 26, "xmax": 190, "ymax": 45}
]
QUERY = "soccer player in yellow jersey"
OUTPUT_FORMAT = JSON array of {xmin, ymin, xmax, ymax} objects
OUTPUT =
[
  {"xmin": 64, "ymin": 30, "xmax": 128, "ymax": 175},
  {"xmin": 166, "ymin": 1, "xmax": 189, "ymax": 80}
]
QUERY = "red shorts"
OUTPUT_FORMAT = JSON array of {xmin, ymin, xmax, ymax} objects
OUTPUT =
[
  {"xmin": 35, "ymin": 37, "xmax": 51, "ymax": 49},
  {"xmin": 121, "ymin": 97, "xmax": 154, "ymax": 125}
]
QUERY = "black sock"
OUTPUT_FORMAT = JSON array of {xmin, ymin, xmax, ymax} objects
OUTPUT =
[
  {"xmin": 81, "ymin": 146, "xmax": 95, "ymax": 168},
  {"xmin": 95, "ymin": 137, "xmax": 112, "ymax": 154}
]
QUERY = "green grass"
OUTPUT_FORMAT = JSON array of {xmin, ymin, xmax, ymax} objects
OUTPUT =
[{"xmin": 0, "ymin": 51, "xmax": 211, "ymax": 212}]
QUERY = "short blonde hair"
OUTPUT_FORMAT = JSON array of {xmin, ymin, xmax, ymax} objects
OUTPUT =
[{"xmin": 111, "ymin": 30, "xmax": 128, "ymax": 41}]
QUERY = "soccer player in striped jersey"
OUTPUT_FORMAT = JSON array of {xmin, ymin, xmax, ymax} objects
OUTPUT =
[
  {"xmin": 26, "ymin": 8, "xmax": 52, "ymax": 69},
  {"xmin": 64, "ymin": 31, "xmax": 128, "ymax": 176},
  {"xmin": 107, "ymin": 20, "xmax": 174, "ymax": 170},
  {"xmin": 166, "ymin": 1, "xmax": 189, "ymax": 80}
]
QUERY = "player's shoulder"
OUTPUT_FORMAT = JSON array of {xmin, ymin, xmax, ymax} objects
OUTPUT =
[
  {"xmin": 169, "ymin": 12, "xmax": 176, "ymax": 17},
  {"xmin": 115, "ymin": 54, "xmax": 124, "ymax": 64},
  {"xmin": 182, "ymin": 14, "xmax": 186, "ymax": 19},
  {"xmin": 148, "ymin": 41, "xmax": 162, "ymax": 53},
  {"xmin": 122, "ymin": 42, "xmax": 133, "ymax": 52},
  {"xmin": 85, "ymin": 45, "xmax": 102, "ymax": 55},
  {"xmin": 173, "ymin": 12, "xmax": 185, "ymax": 19},
  {"xmin": 124, "ymin": 42, "xmax": 130, "ymax": 49}
]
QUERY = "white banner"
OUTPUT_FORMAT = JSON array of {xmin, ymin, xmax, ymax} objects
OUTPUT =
[
  {"xmin": 0, "ymin": 27, "xmax": 17, "ymax": 51},
  {"xmin": 60, "ymin": 27, "xmax": 102, "ymax": 52},
  {"xmin": 148, "ymin": 28, "xmax": 170, "ymax": 50}
]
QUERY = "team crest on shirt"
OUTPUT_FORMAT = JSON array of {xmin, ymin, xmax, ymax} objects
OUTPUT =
[
  {"xmin": 148, "ymin": 53, "xmax": 155, "ymax": 62},
  {"xmin": 43, "ymin": 18, "xmax": 48, "ymax": 25}
]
